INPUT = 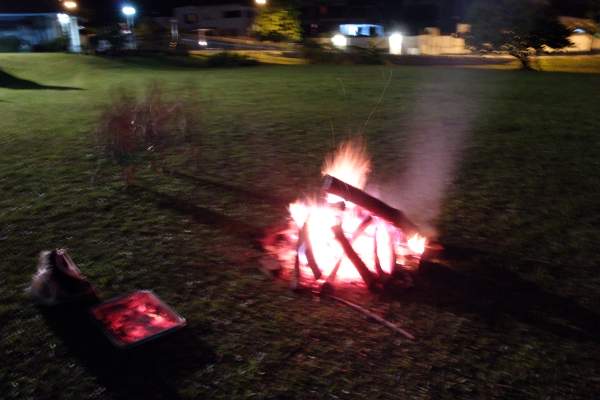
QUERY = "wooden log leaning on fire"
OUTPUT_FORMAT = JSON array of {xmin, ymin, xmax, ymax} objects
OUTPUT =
[
  {"xmin": 290, "ymin": 227, "xmax": 303, "ymax": 290},
  {"xmin": 326, "ymin": 215, "xmax": 373, "ymax": 285},
  {"xmin": 300, "ymin": 223, "xmax": 322, "ymax": 280},
  {"xmin": 332, "ymin": 225, "xmax": 376, "ymax": 290},
  {"xmin": 322, "ymin": 175, "xmax": 420, "ymax": 237},
  {"xmin": 373, "ymin": 228, "xmax": 385, "ymax": 278}
]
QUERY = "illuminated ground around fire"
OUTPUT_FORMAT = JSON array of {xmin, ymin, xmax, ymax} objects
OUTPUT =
[{"xmin": 1, "ymin": 54, "xmax": 599, "ymax": 400}]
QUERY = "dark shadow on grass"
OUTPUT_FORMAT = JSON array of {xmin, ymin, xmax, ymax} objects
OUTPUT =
[
  {"xmin": 0, "ymin": 69, "xmax": 83, "ymax": 90},
  {"xmin": 164, "ymin": 168, "xmax": 292, "ymax": 208},
  {"xmin": 129, "ymin": 184, "xmax": 263, "ymax": 246},
  {"xmin": 39, "ymin": 302, "xmax": 215, "ymax": 400},
  {"xmin": 106, "ymin": 55, "xmax": 208, "ymax": 70},
  {"xmin": 391, "ymin": 247, "xmax": 600, "ymax": 343},
  {"xmin": 92, "ymin": 54, "xmax": 258, "ymax": 71}
]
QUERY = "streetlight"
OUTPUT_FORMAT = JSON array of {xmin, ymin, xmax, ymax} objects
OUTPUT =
[
  {"xmin": 255, "ymin": 0, "xmax": 267, "ymax": 5},
  {"xmin": 62, "ymin": 1, "xmax": 78, "ymax": 10},
  {"xmin": 331, "ymin": 33, "xmax": 347, "ymax": 48},
  {"xmin": 389, "ymin": 32, "xmax": 403, "ymax": 55},
  {"xmin": 121, "ymin": 5, "xmax": 137, "ymax": 30}
]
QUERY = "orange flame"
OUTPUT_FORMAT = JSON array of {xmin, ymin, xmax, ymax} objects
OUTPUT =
[
  {"xmin": 407, "ymin": 234, "xmax": 427, "ymax": 255},
  {"xmin": 289, "ymin": 201, "xmax": 310, "ymax": 228},
  {"xmin": 322, "ymin": 136, "xmax": 371, "ymax": 190}
]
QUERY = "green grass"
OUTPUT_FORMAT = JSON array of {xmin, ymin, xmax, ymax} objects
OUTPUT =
[
  {"xmin": 1, "ymin": 53, "xmax": 600, "ymax": 399},
  {"xmin": 536, "ymin": 54, "xmax": 600, "ymax": 73}
]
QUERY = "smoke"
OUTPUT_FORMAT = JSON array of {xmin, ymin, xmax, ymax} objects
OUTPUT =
[{"xmin": 378, "ymin": 76, "xmax": 478, "ymax": 238}]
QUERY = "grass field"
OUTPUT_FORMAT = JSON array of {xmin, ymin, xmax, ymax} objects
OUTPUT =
[{"xmin": 1, "ymin": 53, "xmax": 600, "ymax": 399}]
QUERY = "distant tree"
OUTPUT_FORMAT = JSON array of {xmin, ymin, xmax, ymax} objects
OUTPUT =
[
  {"xmin": 466, "ymin": 0, "xmax": 572, "ymax": 70},
  {"xmin": 135, "ymin": 18, "xmax": 167, "ymax": 50},
  {"xmin": 251, "ymin": 7, "xmax": 302, "ymax": 42}
]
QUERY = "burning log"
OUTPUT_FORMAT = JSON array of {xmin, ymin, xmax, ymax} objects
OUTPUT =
[
  {"xmin": 290, "ymin": 228, "xmax": 303, "ymax": 290},
  {"xmin": 300, "ymin": 223, "xmax": 323, "ymax": 280},
  {"xmin": 373, "ymin": 228, "xmax": 385, "ymax": 278},
  {"xmin": 291, "ymin": 251, "xmax": 301, "ymax": 290},
  {"xmin": 387, "ymin": 229, "xmax": 397, "ymax": 276},
  {"xmin": 327, "ymin": 215, "xmax": 373, "ymax": 285},
  {"xmin": 323, "ymin": 175, "xmax": 420, "ymax": 236},
  {"xmin": 325, "ymin": 261, "xmax": 342, "ymax": 287},
  {"xmin": 332, "ymin": 225, "xmax": 376, "ymax": 289},
  {"xmin": 352, "ymin": 215, "xmax": 374, "ymax": 241}
]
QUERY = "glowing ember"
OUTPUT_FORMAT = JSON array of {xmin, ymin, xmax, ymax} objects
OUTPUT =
[
  {"xmin": 407, "ymin": 234, "xmax": 427, "ymax": 255},
  {"xmin": 277, "ymin": 138, "xmax": 427, "ymax": 289},
  {"xmin": 91, "ymin": 290, "xmax": 186, "ymax": 347},
  {"xmin": 289, "ymin": 201, "xmax": 310, "ymax": 228}
]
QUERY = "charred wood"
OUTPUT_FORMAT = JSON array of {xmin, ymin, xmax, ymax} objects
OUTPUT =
[
  {"xmin": 323, "ymin": 175, "xmax": 420, "ymax": 236},
  {"xmin": 332, "ymin": 225, "xmax": 376, "ymax": 290},
  {"xmin": 327, "ymin": 216, "xmax": 373, "ymax": 285},
  {"xmin": 301, "ymin": 224, "xmax": 323, "ymax": 280}
]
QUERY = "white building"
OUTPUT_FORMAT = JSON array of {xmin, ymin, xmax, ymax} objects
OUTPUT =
[
  {"xmin": 0, "ymin": 13, "xmax": 80, "ymax": 52},
  {"xmin": 174, "ymin": 4, "xmax": 256, "ymax": 36}
]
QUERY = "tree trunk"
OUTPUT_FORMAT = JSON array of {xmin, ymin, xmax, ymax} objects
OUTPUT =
[{"xmin": 514, "ymin": 53, "xmax": 534, "ymax": 71}]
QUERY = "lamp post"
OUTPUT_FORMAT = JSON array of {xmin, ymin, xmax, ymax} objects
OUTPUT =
[
  {"xmin": 331, "ymin": 33, "xmax": 347, "ymax": 48},
  {"xmin": 62, "ymin": 1, "xmax": 78, "ymax": 11},
  {"xmin": 62, "ymin": 1, "xmax": 77, "ymax": 11},
  {"xmin": 121, "ymin": 5, "xmax": 137, "ymax": 30}
]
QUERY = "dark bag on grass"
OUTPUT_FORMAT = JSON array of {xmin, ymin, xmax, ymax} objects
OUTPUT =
[{"xmin": 29, "ymin": 249, "xmax": 98, "ymax": 306}]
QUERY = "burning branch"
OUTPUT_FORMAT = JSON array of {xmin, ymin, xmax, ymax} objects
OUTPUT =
[
  {"xmin": 323, "ymin": 175, "xmax": 420, "ymax": 237},
  {"xmin": 291, "ymin": 234, "xmax": 302, "ymax": 290},
  {"xmin": 373, "ymin": 228, "xmax": 385, "ymax": 278},
  {"xmin": 332, "ymin": 225, "xmax": 376, "ymax": 290},
  {"xmin": 327, "ymin": 215, "xmax": 373, "ymax": 285},
  {"xmin": 301, "ymin": 223, "xmax": 323, "ymax": 280}
]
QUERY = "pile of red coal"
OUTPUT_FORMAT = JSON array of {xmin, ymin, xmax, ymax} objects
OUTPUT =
[
  {"xmin": 264, "ymin": 138, "xmax": 428, "ymax": 292},
  {"xmin": 91, "ymin": 290, "xmax": 186, "ymax": 348}
]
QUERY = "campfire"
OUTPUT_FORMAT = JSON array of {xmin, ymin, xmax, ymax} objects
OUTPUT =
[{"xmin": 267, "ymin": 138, "xmax": 427, "ymax": 292}]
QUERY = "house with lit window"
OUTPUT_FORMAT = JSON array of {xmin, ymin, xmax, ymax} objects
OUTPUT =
[
  {"xmin": 299, "ymin": 0, "xmax": 388, "ymax": 36},
  {"xmin": 174, "ymin": 3, "xmax": 256, "ymax": 36},
  {"xmin": 298, "ymin": 0, "xmax": 473, "ymax": 36},
  {"xmin": 0, "ymin": 4, "xmax": 80, "ymax": 52}
]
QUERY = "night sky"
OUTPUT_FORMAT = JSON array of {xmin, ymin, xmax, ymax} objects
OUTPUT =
[{"xmin": 0, "ymin": 0, "xmax": 595, "ymax": 26}]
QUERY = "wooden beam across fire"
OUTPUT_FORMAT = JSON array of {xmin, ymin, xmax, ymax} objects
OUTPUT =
[
  {"xmin": 332, "ymin": 225, "xmax": 376, "ymax": 290},
  {"xmin": 322, "ymin": 175, "xmax": 420, "ymax": 237},
  {"xmin": 326, "ymin": 215, "xmax": 373, "ymax": 285},
  {"xmin": 300, "ymin": 223, "xmax": 323, "ymax": 280}
]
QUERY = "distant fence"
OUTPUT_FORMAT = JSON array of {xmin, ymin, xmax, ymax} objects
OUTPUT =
[
  {"xmin": 315, "ymin": 34, "xmax": 468, "ymax": 55},
  {"xmin": 317, "ymin": 33, "xmax": 600, "ymax": 56},
  {"xmin": 402, "ymin": 35, "xmax": 468, "ymax": 55}
]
